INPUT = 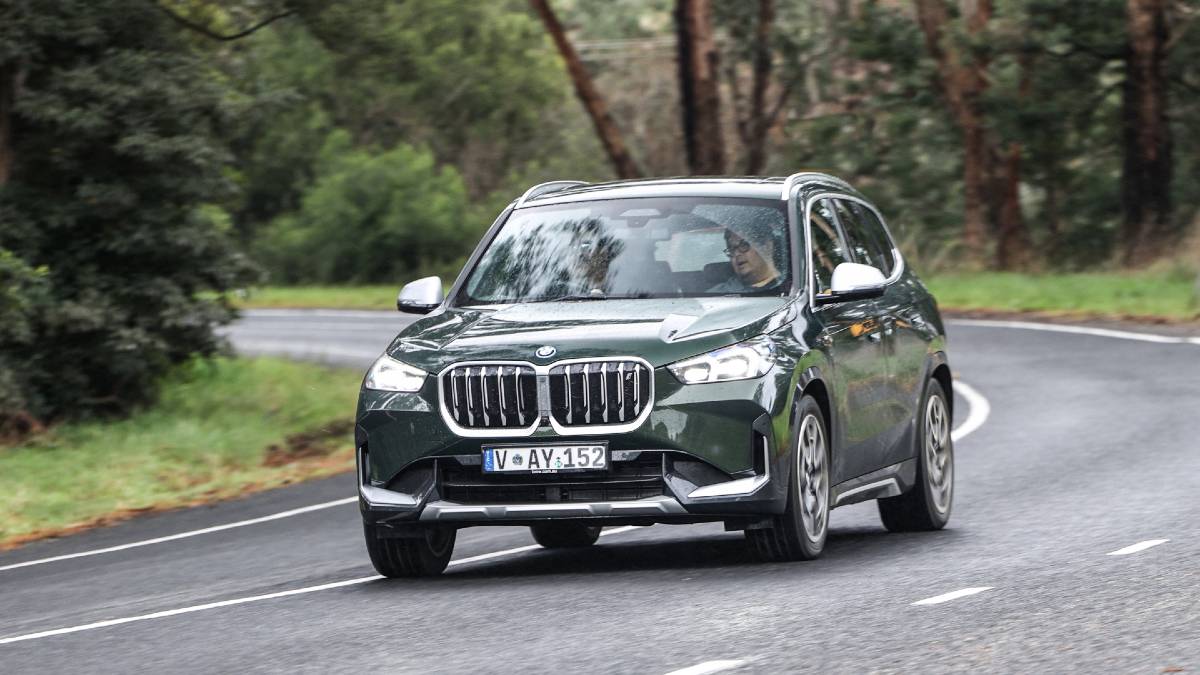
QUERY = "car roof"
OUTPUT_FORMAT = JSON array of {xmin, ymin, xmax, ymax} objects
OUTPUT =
[{"xmin": 514, "ymin": 174, "xmax": 860, "ymax": 209}]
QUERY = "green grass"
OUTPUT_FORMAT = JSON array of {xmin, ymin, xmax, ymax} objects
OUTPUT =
[
  {"xmin": 235, "ymin": 272, "xmax": 1200, "ymax": 321},
  {"xmin": 0, "ymin": 357, "xmax": 361, "ymax": 547},
  {"xmin": 231, "ymin": 285, "xmax": 400, "ymax": 311},
  {"xmin": 925, "ymin": 271, "xmax": 1199, "ymax": 321}
]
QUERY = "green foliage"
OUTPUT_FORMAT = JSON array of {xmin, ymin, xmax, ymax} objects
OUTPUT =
[
  {"xmin": 771, "ymin": 0, "xmax": 1148, "ymax": 269},
  {"xmin": 0, "ymin": 0, "xmax": 257, "ymax": 423},
  {"xmin": 0, "ymin": 249, "xmax": 48, "ymax": 418},
  {"xmin": 255, "ymin": 132, "xmax": 470, "ymax": 284}
]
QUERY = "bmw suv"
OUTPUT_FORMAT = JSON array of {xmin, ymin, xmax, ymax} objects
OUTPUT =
[{"xmin": 356, "ymin": 174, "xmax": 954, "ymax": 576}]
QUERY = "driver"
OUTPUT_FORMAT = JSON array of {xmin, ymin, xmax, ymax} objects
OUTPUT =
[{"xmin": 708, "ymin": 220, "xmax": 782, "ymax": 292}]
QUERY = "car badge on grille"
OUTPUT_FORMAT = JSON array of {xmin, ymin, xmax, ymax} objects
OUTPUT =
[{"xmin": 535, "ymin": 345, "xmax": 556, "ymax": 359}]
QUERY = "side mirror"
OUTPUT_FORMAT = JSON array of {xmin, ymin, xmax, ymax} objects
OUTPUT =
[
  {"xmin": 815, "ymin": 263, "xmax": 887, "ymax": 305},
  {"xmin": 397, "ymin": 276, "xmax": 444, "ymax": 314}
]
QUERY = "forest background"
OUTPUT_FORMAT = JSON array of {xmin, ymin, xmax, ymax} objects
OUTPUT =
[{"xmin": 2, "ymin": 0, "xmax": 1199, "ymax": 430}]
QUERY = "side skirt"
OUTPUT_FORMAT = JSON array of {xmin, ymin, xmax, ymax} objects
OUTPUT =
[{"xmin": 830, "ymin": 458, "xmax": 918, "ymax": 508}]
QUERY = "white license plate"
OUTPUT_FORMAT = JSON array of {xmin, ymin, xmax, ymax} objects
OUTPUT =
[{"xmin": 482, "ymin": 444, "xmax": 607, "ymax": 474}]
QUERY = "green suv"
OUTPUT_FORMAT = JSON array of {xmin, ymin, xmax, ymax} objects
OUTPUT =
[{"xmin": 356, "ymin": 174, "xmax": 954, "ymax": 576}]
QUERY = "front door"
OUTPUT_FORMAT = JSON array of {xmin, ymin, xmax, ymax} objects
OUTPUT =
[
  {"xmin": 834, "ymin": 198, "xmax": 925, "ymax": 470},
  {"xmin": 806, "ymin": 198, "xmax": 892, "ymax": 483}
]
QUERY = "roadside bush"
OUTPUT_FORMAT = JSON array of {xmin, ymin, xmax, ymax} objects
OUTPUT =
[
  {"xmin": 0, "ymin": 0, "xmax": 258, "ymax": 425},
  {"xmin": 255, "ymin": 132, "xmax": 472, "ymax": 284},
  {"xmin": 0, "ymin": 249, "xmax": 48, "ymax": 435}
]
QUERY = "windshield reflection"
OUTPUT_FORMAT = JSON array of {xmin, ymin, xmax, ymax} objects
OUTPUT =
[{"xmin": 461, "ymin": 197, "xmax": 791, "ymax": 305}]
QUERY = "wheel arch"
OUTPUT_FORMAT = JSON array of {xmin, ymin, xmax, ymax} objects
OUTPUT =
[
  {"xmin": 927, "ymin": 351, "xmax": 953, "ymax": 421},
  {"xmin": 791, "ymin": 366, "xmax": 833, "ymax": 460}
]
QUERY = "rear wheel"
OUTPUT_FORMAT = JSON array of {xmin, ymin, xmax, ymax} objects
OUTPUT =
[
  {"xmin": 878, "ymin": 378, "xmax": 953, "ymax": 531},
  {"xmin": 530, "ymin": 523, "xmax": 602, "ymax": 548},
  {"xmin": 363, "ymin": 523, "xmax": 456, "ymax": 577},
  {"xmin": 746, "ymin": 395, "xmax": 829, "ymax": 562}
]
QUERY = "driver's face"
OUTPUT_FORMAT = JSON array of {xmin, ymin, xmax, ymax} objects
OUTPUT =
[{"xmin": 727, "ymin": 232, "xmax": 773, "ymax": 283}]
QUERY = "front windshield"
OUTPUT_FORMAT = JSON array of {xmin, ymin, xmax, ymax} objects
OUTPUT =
[{"xmin": 460, "ymin": 196, "xmax": 792, "ymax": 304}]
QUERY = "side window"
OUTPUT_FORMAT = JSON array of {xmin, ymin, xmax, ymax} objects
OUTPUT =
[
  {"xmin": 835, "ymin": 199, "xmax": 894, "ymax": 277},
  {"xmin": 808, "ymin": 199, "xmax": 851, "ymax": 295}
]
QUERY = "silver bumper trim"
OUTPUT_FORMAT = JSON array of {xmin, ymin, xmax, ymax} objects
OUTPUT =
[
  {"xmin": 359, "ymin": 485, "xmax": 418, "ymax": 508},
  {"xmin": 418, "ymin": 496, "xmax": 687, "ymax": 521},
  {"xmin": 688, "ymin": 475, "xmax": 769, "ymax": 499}
]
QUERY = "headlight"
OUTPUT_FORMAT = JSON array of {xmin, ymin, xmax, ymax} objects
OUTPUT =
[
  {"xmin": 667, "ymin": 336, "xmax": 776, "ymax": 384},
  {"xmin": 364, "ymin": 354, "xmax": 427, "ymax": 392}
]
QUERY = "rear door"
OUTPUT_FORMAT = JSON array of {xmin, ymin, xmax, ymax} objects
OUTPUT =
[{"xmin": 805, "ymin": 198, "xmax": 890, "ymax": 483}]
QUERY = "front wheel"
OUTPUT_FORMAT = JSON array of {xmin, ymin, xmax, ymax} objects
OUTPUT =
[
  {"xmin": 746, "ymin": 395, "xmax": 830, "ymax": 562},
  {"xmin": 878, "ymin": 377, "xmax": 953, "ymax": 531},
  {"xmin": 530, "ymin": 523, "xmax": 602, "ymax": 548},
  {"xmin": 363, "ymin": 523, "xmax": 456, "ymax": 577}
]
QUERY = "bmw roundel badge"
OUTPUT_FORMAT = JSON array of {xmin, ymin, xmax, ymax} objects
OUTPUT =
[{"xmin": 535, "ymin": 345, "xmax": 556, "ymax": 359}]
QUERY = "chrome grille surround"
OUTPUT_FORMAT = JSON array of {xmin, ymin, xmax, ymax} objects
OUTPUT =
[{"xmin": 437, "ymin": 357, "xmax": 655, "ymax": 438}]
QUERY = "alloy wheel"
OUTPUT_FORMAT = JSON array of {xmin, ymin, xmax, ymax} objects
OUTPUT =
[
  {"xmin": 924, "ymin": 393, "xmax": 953, "ymax": 514},
  {"xmin": 797, "ymin": 413, "xmax": 829, "ymax": 542}
]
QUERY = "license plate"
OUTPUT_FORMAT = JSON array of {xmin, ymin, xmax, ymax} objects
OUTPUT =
[{"xmin": 482, "ymin": 444, "xmax": 608, "ymax": 474}]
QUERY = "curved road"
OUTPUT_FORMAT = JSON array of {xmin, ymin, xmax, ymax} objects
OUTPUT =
[{"xmin": 1, "ymin": 311, "xmax": 1197, "ymax": 673}]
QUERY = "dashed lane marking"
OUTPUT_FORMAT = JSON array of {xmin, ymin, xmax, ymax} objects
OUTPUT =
[
  {"xmin": 663, "ymin": 659, "xmax": 748, "ymax": 675},
  {"xmin": 1107, "ymin": 539, "xmax": 1169, "ymax": 556},
  {"xmin": 912, "ymin": 587, "xmax": 994, "ymax": 606}
]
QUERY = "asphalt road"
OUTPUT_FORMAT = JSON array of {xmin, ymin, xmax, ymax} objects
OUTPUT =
[{"xmin": 2, "ymin": 310, "xmax": 1198, "ymax": 673}]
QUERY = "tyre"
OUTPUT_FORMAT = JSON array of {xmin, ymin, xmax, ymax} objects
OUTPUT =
[
  {"xmin": 363, "ymin": 523, "xmax": 456, "ymax": 577},
  {"xmin": 746, "ymin": 395, "xmax": 830, "ymax": 562},
  {"xmin": 878, "ymin": 377, "xmax": 953, "ymax": 532},
  {"xmin": 530, "ymin": 523, "xmax": 602, "ymax": 548}
]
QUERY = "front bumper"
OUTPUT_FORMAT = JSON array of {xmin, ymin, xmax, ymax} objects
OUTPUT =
[{"xmin": 357, "ymin": 366, "xmax": 794, "ymax": 529}]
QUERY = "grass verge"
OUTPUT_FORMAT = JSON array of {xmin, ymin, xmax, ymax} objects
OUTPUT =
[
  {"xmin": 0, "ymin": 357, "xmax": 361, "ymax": 549},
  {"xmin": 231, "ymin": 285, "xmax": 400, "ymax": 311},
  {"xmin": 235, "ymin": 272, "xmax": 1199, "ymax": 322},
  {"xmin": 926, "ymin": 271, "xmax": 1198, "ymax": 322}
]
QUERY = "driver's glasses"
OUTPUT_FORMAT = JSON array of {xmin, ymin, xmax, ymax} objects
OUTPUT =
[{"xmin": 724, "ymin": 240, "xmax": 753, "ymax": 257}]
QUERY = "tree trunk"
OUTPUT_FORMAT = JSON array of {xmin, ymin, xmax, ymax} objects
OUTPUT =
[
  {"xmin": 0, "ymin": 61, "xmax": 15, "ymax": 187},
  {"xmin": 528, "ymin": 0, "xmax": 642, "ymax": 179},
  {"xmin": 994, "ymin": 142, "xmax": 1030, "ymax": 269},
  {"xmin": 743, "ymin": 0, "xmax": 774, "ymax": 175},
  {"xmin": 994, "ymin": 53, "xmax": 1034, "ymax": 269},
  {"xmin": 1121, "ymin": 0, "xmax": 1173, "ymax": 266},
  {"xmin": 675, "ymin": 0, "xmax": 726, "ymax": 175},
  {"xmin": 913, "ymin": 0, "xmax": 993, "ymax": 267}
]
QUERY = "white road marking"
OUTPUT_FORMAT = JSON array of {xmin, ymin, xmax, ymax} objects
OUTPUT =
[
  {"xmin": 0, "ymin": 497, "xmax": 359, "ymax": 573},
  {"xmin": 1107, "ymin": 539, "xmax": 1169, "ymax": 556},
  {"xmin": 663, "ymin": 659, "xmax": 748, "ymax": 675},
  {"xmin": 912, "ymin": 586, "xmax": 993, "ymax": 606},
  {"xmin": 948, "ymin": 318, "xmax": 1199, "ymax": 345},
  {"xmin": 0, "ymin": 526, "xmax": 643, "ymax": 645},
  {"xmin": 951, "ymin": 381, "xmax": 989, "ymax": 442},
  {"xmin": 0, "ymin": 574, "xmax": 381, "ymax": 645}
]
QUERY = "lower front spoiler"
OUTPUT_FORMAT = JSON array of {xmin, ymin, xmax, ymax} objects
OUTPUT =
[
  {"xmin": 418, "ymin": 496, "xmax": 688, "ymax": 522},
  {"xmin": 360, "ymin": 474, "xmax": 787, "ymax": 530}
]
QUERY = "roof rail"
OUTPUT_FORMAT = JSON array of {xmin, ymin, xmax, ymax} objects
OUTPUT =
[
  {"xmin": 779, "ymin": 172, "xmax": 852, "ymax": 200},
  {"xmin": 515, "ymin": 180, "xmax": 590, "ymax": 207}
]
